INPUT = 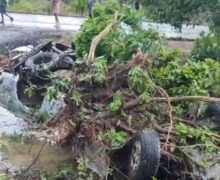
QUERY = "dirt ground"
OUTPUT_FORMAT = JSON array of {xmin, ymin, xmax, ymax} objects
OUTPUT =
[
  {"xmin": 167, "ymin": 40, "xmax": 194, "ymax": 54},
  {"xmin": 0, "ymin": 56, "xmax": 10, "ymax": 69}
]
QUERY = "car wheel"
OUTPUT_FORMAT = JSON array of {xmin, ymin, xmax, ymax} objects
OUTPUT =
[
  {"xmin": 127, "ymin": 130, "xmax": 161, "ymax": 180},
  {"xmin": 25, "ymin": 52, "xmax": 59, "ymax": 74}
]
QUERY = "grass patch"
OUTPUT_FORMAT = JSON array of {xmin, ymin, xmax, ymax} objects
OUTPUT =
[
  {"xmin": 9, "ymin": 0, "xmax": 49, "ymax": 14},
  {"xmin": 9, "ymin": 0, "xmax": 80, "ymax": 16}
]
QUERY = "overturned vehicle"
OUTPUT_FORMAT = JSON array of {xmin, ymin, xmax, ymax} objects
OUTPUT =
[
  {"xmin": 0, "ymin": 41, "xmax": 161, "ymax": 179},
  {"xmin": 1, "ymin": 44, "xmax": 220, "ymax": 179},
  {"xmin": 0, "ymin": 41, "xmax": 75, "ymax": 117}
]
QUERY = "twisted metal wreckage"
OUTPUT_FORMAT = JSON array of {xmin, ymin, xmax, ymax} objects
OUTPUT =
[{"xmin": 0, "ymin": 38, "xmax": 220, "ymax": 179}]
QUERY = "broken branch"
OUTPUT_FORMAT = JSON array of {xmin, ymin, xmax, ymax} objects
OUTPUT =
[
  {"xmin": 125, "ymin": 96, "xmax": 220, "ymax": 110},
  {"xmin": 86, "ymin": 11, "xmax": 119, "ymax": 65}
]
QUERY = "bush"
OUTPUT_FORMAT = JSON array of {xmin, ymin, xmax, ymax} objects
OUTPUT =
[
  {"xmin": 74, "ymin": 0, "xmax": 88, "ymax": 16},
  {"xmin": 74, "ymin": 0, "xmax": 163, "ymax": 63},
  {"xmin": 152, "ymin": 51, "xmax": 220, "ymax": 96},
  {"xmin": 191, "ymin": 34, "xmax": 220, "ymax": 61},
  {"xmin": 75, "ymin": 0, "xmax": 220, "ymax": 101}
]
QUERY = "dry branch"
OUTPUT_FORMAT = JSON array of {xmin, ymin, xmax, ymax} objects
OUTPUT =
[
  {"xmin": 152, "ymin": 85, "xmax": 173, "ymax": 150},
  {"xmin": 152, "ymin": 96, "xmax": 220, "ymax": 103},
  {"xmin": 86, "ymin": 11, "xmax": 119, "ymax": 65},
  {"xmin": 125, "ymin": 96, "xmax": 220, "ymax": 110}
]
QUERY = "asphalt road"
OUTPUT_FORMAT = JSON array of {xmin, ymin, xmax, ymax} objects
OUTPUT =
[
  {"xmin": 4, "ymin": 12, "xmax": 84, "ymax": 30},
  {"xmin": 0, "ymin": 12, "xmax": 210, "ymax": 54},
  {"xmin": 0, "ymin": 25, "xmax": 74, "ymax": 54},
  {"xmin": 2, "ymin": 12, "xmax": 210, "ymax": 39}
]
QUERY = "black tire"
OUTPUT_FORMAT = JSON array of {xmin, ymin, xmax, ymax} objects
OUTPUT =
[
  {"xmin": 25, "ymin": 52, "xmax": 59, "ymax": 74},
  {"xmin": 127, "ymin": 130, "xmax": 161, "ymax": 180},
  {"xmin": 206, "ymin": 103, "xmax": 220, "ymax": 118}
]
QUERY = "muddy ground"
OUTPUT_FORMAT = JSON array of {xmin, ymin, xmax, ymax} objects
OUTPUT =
[{"xmin": 167, "ymin": 40, "xmax": 194, "ymax": 54}]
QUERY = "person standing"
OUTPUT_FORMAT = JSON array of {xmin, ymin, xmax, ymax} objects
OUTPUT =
[
  {"xmin": 0, "ymin": 0, "xmax": 14, "ymax": 24},
  {"xmin": 51, "ymin": 0, "xmax": 61, "ymax": 28},
  {"xmin": 87, "ymin": 0, "xmax": 96, "ymax": 18},
  {"xmin": 134, "ymin": 0, "xmax": 140, "ymax": 10}
]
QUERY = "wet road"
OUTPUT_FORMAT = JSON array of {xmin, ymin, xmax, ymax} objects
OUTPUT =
[
  {"xmin": 2, "ymin": 12, "xmax": 210, "ymax": 39},
  {"xmin": 0, "ymin": 12, "xmax": 210, "ymax": 53},
  {"xmin": 0, "ymin": 25, "xmax": 74, "ymax": 53},
  {"xmin": 5, "ymin": 12, "xmax": 84, "ymax": 31}
]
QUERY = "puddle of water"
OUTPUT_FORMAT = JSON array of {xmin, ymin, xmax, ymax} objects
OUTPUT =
[
  {"xmin": 0, "ymin": 106, "xmax": 72, "ymax": 174},
  {"xmin": 0, "ymin": 136, "xmax": 72, "ymax": 172}
]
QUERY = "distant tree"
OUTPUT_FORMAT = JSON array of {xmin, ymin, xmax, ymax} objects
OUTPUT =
[
  {"xmin": 74, "ymin": 0, "xmax": 88, "ymax": 16},
  {"xmin": 140, "ymin": 0, "xmax": 219, "ymax": 33}
]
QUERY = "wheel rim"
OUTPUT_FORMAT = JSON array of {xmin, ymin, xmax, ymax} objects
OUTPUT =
[{"xmin": 130, "ymin": 140, "xmax": 141, "ymax": 171}]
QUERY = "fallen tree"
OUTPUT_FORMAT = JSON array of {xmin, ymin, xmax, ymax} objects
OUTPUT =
[{"xmin": 32, "ymin": 1, "xmax": 220, "ymax": 179}]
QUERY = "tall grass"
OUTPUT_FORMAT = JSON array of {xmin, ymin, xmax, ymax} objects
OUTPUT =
[
  {"xmin": 8, "ymin": 0, "xmax": 79, "ymax": 15},
  {"xmin": 9, "ymin": 0, "xmax": 49, "ymax": 14}
]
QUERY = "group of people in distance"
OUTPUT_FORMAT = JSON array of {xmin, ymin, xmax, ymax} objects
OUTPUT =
[
  {"xmin": 0, "ymin": 0, "xmax": 141, "ymax": 27},
  {"xmin": 0, "ymin": 0, "xmax": 13, "ymax": 24},
  {"xmin": 0, "ymin": 0, "xmax": 61, "ymax": 27}
]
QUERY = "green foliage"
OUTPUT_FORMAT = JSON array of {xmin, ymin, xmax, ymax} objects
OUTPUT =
[
  {"xmin": 43, "ymin": 78, "xmax": 69, "ymax": 101},
  {"xmin": 129, "ymin": 66, "xmax": 152, "ymax": 93},
  {"xmin": 152, "ymin": 177, "xmax": 158, "ymax": 180},
  {"xmin": 75, "ymin": 0, "xmax": 118, "ymax": 58},
  {"xmin": 35, "ymin": 112, "xmax": 49, "ymax": 124},
  {"xmin": 41, "ymin": 165, "xmax": 75, "ymax": 180},
  {"xmin": 74, "ymin": 0, "xmax": 88, "ymax": 16},
  {"xmin": 9, "ymin": 0, "xmax": 79, "ymax": 15},
  {"xmin": 0, "ymin": 173, "xmax": 9, "ymax": 180},
  {"xmin": 107, "ymin": 29, "xmax": 162, "ymax": 62},
  {"xmin": 70, "ymin": 90, "xmax": 83, "ymax": 106},
  {"xmin": 91, "ymin": 57, "xmax": 107, "ymax": 83},
  {"xmin": 129, "ymin": 66, "xmax": 153, "ymax": 103},
  {"xmin": 100, "ymin": 128, "xmax": 127, "ymax": 150},
  {"xmin": 24, "ymin": 84, "xmax": 37, "ymax": 98},
  {"xmin": 106, "ymin": 128, "xmax": 127, "ymax": 149},
  {"xmin": 55, "ymin": 78, "xmax": 69, "ymax": 92},
  {"xmin": 173, "ymin": 105, "xmax": 184, "ymax": 117},
  {"xmin": 140, "ymin": 91, "xmax": 151, "ymax": 103},
  {"xmin": 75, "ymin": 0, "xmax": 163, "ymax": 62},
  {"xmin": 109, "ymin": 91, "xmax": 123, "ymax": 112},
  {"xmin": 119, "ymin": 4, "xmax": 144, "ymax": 29},
  {"xmin": 141, "ymin": 0, "xmax": 219, "ymax": 31},
  {"xmin": 76, "ymin": 157, "xmax": 94, "ymax": 180},
  {"xmin": 41, "ymin": 161, "xmax": 94, "ymax": 180},
  {"xmin": 43, "ymin": 86, "xmax": 59, "ymax": 101},
  {"xmin": 191, "ymin": 34, "xmax": 220, "ymax": 61},
  {"xmin": 9, "ymin": 0, "xmax": 49, "ymax": 14},
  {"xmin": 0, "ymin": 140, "xmax": 9, "ymax": 152},
  {"xmin": 176, "ymin": 123, "xmax": 215, "ymax": 149},
  {"xmin": 154, "ymin": 48, "xmax": 183, "ymax": 68},
  {"xmin": 152, "ymin": 53, "xmax": 220, "ymax": 96}
]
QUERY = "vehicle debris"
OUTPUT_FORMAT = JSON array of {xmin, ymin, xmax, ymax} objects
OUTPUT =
[{"xmin": 0, "ymin": 41, "xmax": 75, "ymax": 118}]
